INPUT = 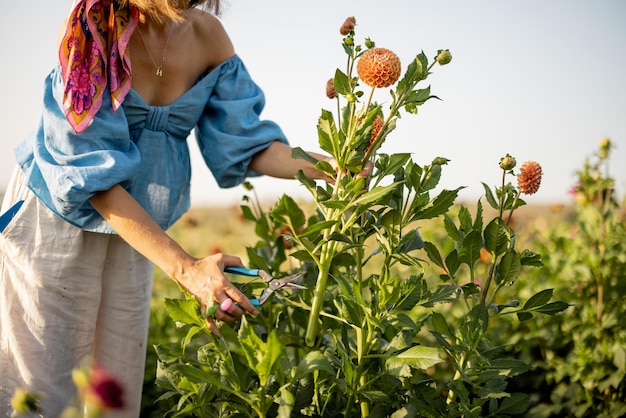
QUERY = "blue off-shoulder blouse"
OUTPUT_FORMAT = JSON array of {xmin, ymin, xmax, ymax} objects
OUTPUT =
[{"xmin": 14, "ymin": 55, "xmax": 287, "ymax": 234}]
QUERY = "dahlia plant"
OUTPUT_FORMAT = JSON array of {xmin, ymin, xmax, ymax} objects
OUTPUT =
[{"xmin": 154, "ymin": 17, "xmax": 567, "ymax": 417}]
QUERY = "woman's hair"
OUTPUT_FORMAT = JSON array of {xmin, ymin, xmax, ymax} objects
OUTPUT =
[{"xmin": 117, "ymin": 0, "xmax": 222, "ymax": 22}]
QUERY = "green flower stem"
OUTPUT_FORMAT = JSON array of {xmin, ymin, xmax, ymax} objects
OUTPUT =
[
  {"xmin": 498, "ymin": 170, "xmax": 506, "ymax": 220},
  {"xmin": 305, "ymin": 241, "xmax": 338, "ymax": 346},
  {"xmin": 305, "ymin": 170, "xmax": 346, "ymax": 346},
  {"xmin": 446, "ymin": 351, "xmax": 468, "ymax": 404},
  {"xmin": 505, "ymin": 191, "xmax": 521, "ymax": 227},
  {"xmin": 479, "ymin": 256, "xmax": 497, "ymax": 306}
]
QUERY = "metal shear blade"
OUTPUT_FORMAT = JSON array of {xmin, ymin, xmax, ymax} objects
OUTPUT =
[{"xmin": 224, "ymin": 267, "xmax": 306, "ymax": 306}]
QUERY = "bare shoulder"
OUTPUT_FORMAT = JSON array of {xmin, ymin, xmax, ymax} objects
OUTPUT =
[{"xmin": 186, "ymin": 8, "xmax": 235, "ymax": 66}]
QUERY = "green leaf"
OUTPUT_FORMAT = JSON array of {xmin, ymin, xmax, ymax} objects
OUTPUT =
[
  {"xmin": 522, "ymin": 288, "xmax": 554, "ymax": 310},
  {"xmin": 291, "ymin": 146, "xmax": 319, "ymax": 165},
  {"xmin": 482, "ymin": 358, "xmax": 530, "ymax": 377},
  {"xmin": 333, "ymin": 68, "xmax": 352, "ymax": 95},
  {"xmin": 517, "ymin": 311, "xmax": 533, "ymax": 321},
  {"xmin": 481, "ymin": 182, "xmax": 499, "ymax": 210},
  {"xmin": 431, "ymin": 312, "xmax": 454, "ymax": 338},
  {"xmin": 445, "ymin": 249, "xmax": 460, "ymax": 277},
  {"xmin": 295, "ymin": 351, "xmax": 335, "ymax": 379},
  {"xmin": 385, "ymin": 345, "xmax": 443, "ymax": 377},
  {"xmin": 443, "ymin": 214, "xmax": 461, "ymax": 242},
  {"xmin": 493, "ymin": 393, "xmax": 530, "ymax": 415},
  {"xmin": 164, "ymin": 298, "xmax": 203, "ymax": 327},
  {"xmin": 421, "ymin": 162, "xmax": 442, "ymax": 192},
  {"xmin": 423, "ymin": 241, "xmax": 444, "ymax": 269},
  {"xmin": 352, "ymin": 182, "xmax": 401, "ymax": 207},
  {"xmin": 317, "ymin": 109, "xmax": 339, "ymax": 156},
  {"xmin": 483, "ymin": 217, "xmax": 509, "ymax": 256},
  {"xmin": 458, "ymin": 230, "xmax": 482, "ymax": 267},
  {"xmin": 535, "ymin": 301, "xmax": 570, "ymax": 315},
  {"xmin": 412, "ymin": 188, "xmax": 462, "ymax": 221},
  {"xmin": 421, "ymin": 284, "xmax": 458, "ymax": 307},
  {"xmin": 495, "ymin": 250, "xmax": 521, "ymax": 285},
  {"xmin": 458, "ymin": 205, "xmax": 473, "ymax": 234},
  {"xmin": 520, "ymin": 249, "xmax": 543, "ymax": 267},
  {"xmin": 271, "ymin": 194, "xmax": 306, "ymax": 230},
  {"xmin": 395, "ymin": 275, "xmax": 428, "ymax": 310}
]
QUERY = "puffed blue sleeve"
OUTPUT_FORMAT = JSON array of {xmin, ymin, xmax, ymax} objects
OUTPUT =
[
  {"xmin": 15, "ymin": 67, "xmax": 141, "ymax": 219},
  {"xmin": 195, "ymin": 55, "xmax": 288, "ymax": 188}
]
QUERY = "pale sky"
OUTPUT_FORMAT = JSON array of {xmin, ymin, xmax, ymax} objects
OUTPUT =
[{"xmin": 2, "ymin": 1, "xmax": 625, "ymax": 207}]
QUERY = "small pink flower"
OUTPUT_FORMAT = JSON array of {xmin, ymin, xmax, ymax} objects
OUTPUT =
[{"xmin": 88, "ymin": 365, "xmax": 124, "ymax": 410}]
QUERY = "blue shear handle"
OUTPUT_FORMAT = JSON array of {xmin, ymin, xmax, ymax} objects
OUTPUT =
[{"xmin": 224, "ymin": 266, "xmax": 260, "ymax": 277}]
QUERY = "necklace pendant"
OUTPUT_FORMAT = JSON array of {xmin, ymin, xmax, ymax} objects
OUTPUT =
[{"xmin": 155, "ymin": 67, "xmax": 163, "ymax": 77}]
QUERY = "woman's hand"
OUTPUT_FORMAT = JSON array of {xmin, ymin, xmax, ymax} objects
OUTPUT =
[
  {"xmin": 177, "ymin": 253, "xmax": 259, "ymax": 335},
  {"xmin": 90, "ymin": 186, "xmax": 258, "ymax": 336}
]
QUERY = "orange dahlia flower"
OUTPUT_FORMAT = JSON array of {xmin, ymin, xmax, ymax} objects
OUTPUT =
[
  {"xmin": 366, "ymin": 115, "xmax": 384, "ymax": 151},
  {"xmin": 517, "ymin": 161, "xmax": 543, "ymax": 195},
  {"xmin": 357, "ymin": 48, "xmax": 401, "ymax": 88}
]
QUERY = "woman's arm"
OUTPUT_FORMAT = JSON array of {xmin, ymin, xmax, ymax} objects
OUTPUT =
[
  {"xmin": 89, "ymin": 185, "xmax": 258, "ymax": 334},
  {"xmin": 249, "ymin": 140, "xmax": 372, "ymax": 181}
]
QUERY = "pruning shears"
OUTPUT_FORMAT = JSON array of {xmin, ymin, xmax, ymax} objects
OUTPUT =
[{"xmin": 224, "ymin": 266, "xmax": 306, "ymax": 307}]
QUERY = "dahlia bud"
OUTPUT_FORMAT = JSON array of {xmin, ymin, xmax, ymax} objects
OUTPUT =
[
  {"xmin": 339, "ymin": 16, "xmax": 356, "ymax": 35},
  {"xmin": 599, "ymin": 137, "xmax": 611, "ymax": 159},
  {"xmin": 74, "ymin": 364, "xmax": 125, "ymax": 414},
  {"xmin": 517, "ymin": 161, "xmax": 543, "ymax": 195},
  {"xmin": 499, "ymin": 154, "xmax": 517, "ymax": 170},
  {"xmin": 356, "ymin": 47, "xmax": 402, "ymax": 88},
  {"xmin": 326, "ymin": 78, "xmax": 337, "ymax": 99},
  {"xmin": 436, "ymin": 49, "xmax": 452, "ymax": 65},
  {"xmin": 344, "ymin": 37, "xmax": 354, "ymax": 46},
  {"xmin": 364, "ymin": 37, "xmax": 375, "ymax": 49},
  {"xmin": 10, "ymin": 388, "xmax": 41, "ymax": 414}
]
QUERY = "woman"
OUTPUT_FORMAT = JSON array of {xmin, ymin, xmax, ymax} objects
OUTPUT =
[{"xmin": 0, "ymin": 0, "xmax": 347, "ymax": 416}]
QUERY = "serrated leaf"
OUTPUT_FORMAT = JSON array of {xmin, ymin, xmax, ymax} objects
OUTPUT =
[
  {"xmin": 317, "ymin": 109, "xmax": 339, "ymax": 156},
  {"xmin": 164, "ymin": 298, "xmax": 203, "ymax": 327},
  {"xmin": 483, "ymin": 217, "xmax": 509, "ymax": 256},
  {"xmin": 295, "ymin": 350, "xmax": 335, "ymax": 380},
  {"xmin": 445, "ymin": 249, "xmax": 460, "ymax": 277},
  {"xmin": 496, "ymin": 393, "xmax": 530, "ymax": 415},
  {"xmin": 423, "ymin": 241, "xmax": 444, "ymax": 269},
  {"xmin": 333, "ymin": 68, "xmax": 352, "ymax": 95},
  {"xmin": 482, "ymin": 182, "xmax": 499, "ymax": 210},
  {"xmin": 495, "ymin": 250, "xmax": 521, "ymax": 285},
  {"xmin": 412, "ymin": 188, "xmax": 462, "ymax": 221},
  {"xmin": 271, "ymin": 194, "xmax": 306, "ymax": 230},
  {"xmin": 458, "ymin": 230, "xmax": 482, "ymax": 267},
  {"xmin": 385, "ymin": 345, "xmax": 443, "ymax": 377},
  {"xmin": 482, "ymin": 358, "xmax": 530, "ymax": 377}
]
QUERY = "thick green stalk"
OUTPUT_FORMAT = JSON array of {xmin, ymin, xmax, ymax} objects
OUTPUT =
[{"xmin": 305, "ymin": 241, "xmax": 337, "ymax": 346}]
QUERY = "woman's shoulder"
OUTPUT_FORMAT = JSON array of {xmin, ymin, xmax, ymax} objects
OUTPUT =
[{"xmin": 186, "ymin": 8, "xmax": 235, "ymax": 67}]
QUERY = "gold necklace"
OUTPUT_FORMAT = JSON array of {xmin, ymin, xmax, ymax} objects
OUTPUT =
[{"xmin": 136, "ymin": 25, "xmax": 172, "ymax": 77}]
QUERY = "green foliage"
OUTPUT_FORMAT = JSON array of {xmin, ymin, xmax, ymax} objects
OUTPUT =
[
  {"xmin": 500, "ymin": 139, "xmax": 626, "ymax": 417},
  {"xmin": 147, "ymin": 17, "xmax": 616, "ymax": 418}
]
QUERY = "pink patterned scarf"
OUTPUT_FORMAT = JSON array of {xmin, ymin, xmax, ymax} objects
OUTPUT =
[{"xmin": 59, "ymin": 0, "xmax": 139, "ymax": 133}]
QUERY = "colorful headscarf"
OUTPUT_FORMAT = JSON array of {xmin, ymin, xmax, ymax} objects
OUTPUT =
[{"xmin": 59, "ymin": 0, "xmax": 139, "ymax": 133}]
